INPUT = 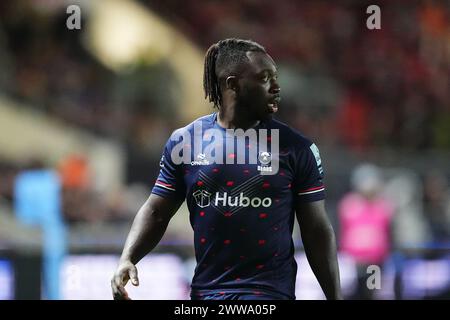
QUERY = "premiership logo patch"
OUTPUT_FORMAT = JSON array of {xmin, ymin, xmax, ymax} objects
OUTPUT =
[{"xmin": 309, "ymin": 143, "xmax": 323, "ymax": 174}]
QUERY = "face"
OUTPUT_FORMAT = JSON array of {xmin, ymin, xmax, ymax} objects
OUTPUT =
[{"xmin": 235, "ymin": 51, "xmax": 281, "ymax": 121}]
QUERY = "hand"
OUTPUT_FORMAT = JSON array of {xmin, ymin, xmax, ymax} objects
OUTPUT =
[{"xmin": 111, "ymin": 260, "xmax": 139, "ymax": 300}]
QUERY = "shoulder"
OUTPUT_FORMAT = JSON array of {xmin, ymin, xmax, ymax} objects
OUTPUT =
[
  {"xmin": 269, "ymin": 117, "xmax": 315, "ymax": 151},
  {"xmin": 169, "ymin": 113, "xmax": 215, "ymax": 140}
]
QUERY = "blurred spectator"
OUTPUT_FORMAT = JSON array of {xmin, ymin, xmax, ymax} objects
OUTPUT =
[
  {"xmin": 0, "ymin": 161, "xmax": 19, "ymax": 204},
  {"xmin": 423, "ymin": 171, "xmax": 450, "ymax": 244},
  {"xmin": 337, "ymin": 87, "xmax": 371, "ymax": 151},
  {"xmin": 338, "ymin": 164, "xmax": 394, "ymax": 299},
  {"xmin": 384, "ymin": 170, "xmax": 432, "ymax": 248},
  {"xmin": 58, "ymin": 154, "xmax": 90, "ymax": 190}
]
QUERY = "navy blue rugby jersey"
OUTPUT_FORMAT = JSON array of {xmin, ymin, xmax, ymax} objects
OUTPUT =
[{"xmin": 151, "ymin": 113, "xmax": 325, "ymax": 299}]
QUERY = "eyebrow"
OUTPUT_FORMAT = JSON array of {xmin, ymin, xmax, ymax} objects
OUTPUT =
[{"xmin": 257, "ymin": 69, "xmax": 278, "ymax": 75}]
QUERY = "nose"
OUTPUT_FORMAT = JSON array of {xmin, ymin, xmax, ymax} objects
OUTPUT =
[{"xmin": 270, "ymin": 82, "xmax": 281, "ymax": 94}]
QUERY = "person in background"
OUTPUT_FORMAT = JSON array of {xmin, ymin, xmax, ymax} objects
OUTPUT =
[{"xmin": 338, "ymin": 163, "xmax": 394, "ymax": 299}]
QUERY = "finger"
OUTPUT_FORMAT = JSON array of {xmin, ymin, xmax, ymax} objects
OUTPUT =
[
  {"xmin": 112, "ymin": 276, "xmax": 130, "ymax": 300},
  {"xmin": 111, "ymin": 278, "xmax": 124, "ymax": 300},
  {"xmin": 129, "ymin": 265, "xmax": 139, "ymax": 286},
  {"xmin": 117, "ymin": 284, "xmax": 131, "ymax": 300},
  {"xmin": 112, "ymin": 280, "xmax": 123, "ymax": 300},
  {"xmin": 114, "ymin": 292, "xmax": 130, "ymax": 300},
  {"xmin": 113, "ymin": 291, "xmax": 130, "ymax": 300},
  {"xmin": 113, "ymin": 285, "xmax": 130, "ymax": 300}
]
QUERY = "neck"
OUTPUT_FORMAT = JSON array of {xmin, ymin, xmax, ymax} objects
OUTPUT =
[{"xmin": 217, "ymin": 104, "xmax": 259, "ymax": 130}]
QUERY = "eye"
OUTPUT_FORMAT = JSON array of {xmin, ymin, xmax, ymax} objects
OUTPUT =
[{"xmin": 261, "ymin": 73, "xmax": 278, "ymax": 83}]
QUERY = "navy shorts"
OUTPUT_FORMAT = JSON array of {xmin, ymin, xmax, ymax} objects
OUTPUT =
[{"xmin": 191, "ymin": 291, "xmax": 291, "ymax": 300}]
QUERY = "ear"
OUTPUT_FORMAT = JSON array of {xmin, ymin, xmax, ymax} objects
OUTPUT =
[{"xmin": 225, "ymin": 76, "xmax": 238, "ymax": 92}]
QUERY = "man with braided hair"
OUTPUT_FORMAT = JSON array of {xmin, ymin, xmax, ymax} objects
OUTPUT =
[{"xmin": 112, "ymin": 38, "xmax": 342, "ymax": 300}]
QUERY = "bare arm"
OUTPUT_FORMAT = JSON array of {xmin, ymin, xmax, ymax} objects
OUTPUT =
[
  {"xmin": 111, "ymin": 193, "xmax": 183, "ymax": 300},
  {"xmin": 295, "ymin": 199, "xmax": 342, "ymax": 300}
]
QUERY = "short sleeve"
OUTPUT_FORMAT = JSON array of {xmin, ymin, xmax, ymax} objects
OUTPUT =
[
  {"xmin": 151, "ymin": 138, "xmax": 186, "ymax": 200},
  {"xmin": 292, "ymin": 142, "xmax": 325, "ymax": 203}
]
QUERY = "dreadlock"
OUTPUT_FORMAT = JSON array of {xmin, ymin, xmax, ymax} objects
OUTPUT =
[{"xmin": 203, "ymin": 38, "xmax": 266, "ymax": 108}]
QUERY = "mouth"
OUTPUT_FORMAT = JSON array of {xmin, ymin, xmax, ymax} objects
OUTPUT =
[
  {"xmin": 267, "ymin": 103, "xmax": 278, "ymax": 113},
  {"xmin": 267, "ymin": 96, "xmax": 281, "ymax": 113}
]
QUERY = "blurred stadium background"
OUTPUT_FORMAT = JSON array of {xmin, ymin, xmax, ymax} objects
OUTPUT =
[{"xmin": 0, "ymin": 0, "xmax": 449, "ymax": 300}]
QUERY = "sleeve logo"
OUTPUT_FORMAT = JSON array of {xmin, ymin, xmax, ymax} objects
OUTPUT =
[{"xmin": 309, "ymin": 143, "xmax": 323, "ymax": 174}]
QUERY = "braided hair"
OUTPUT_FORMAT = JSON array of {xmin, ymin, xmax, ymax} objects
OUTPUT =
[{"xmin": 203, "ymin": 38, "xmax": 266, "ymax": 108}]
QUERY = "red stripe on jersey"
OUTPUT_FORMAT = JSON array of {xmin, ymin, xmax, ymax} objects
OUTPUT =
[
  {"xmin": 156, "ymin": 180, "xmax": 173, "ymax": 187},
  {"xmin": 298, "ymin": 185, "xmax": 325, "ymax": 192}
]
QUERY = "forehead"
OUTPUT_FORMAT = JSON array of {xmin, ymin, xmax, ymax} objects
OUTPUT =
[{"xmin": 244, "ymin": 51, "xmax": 277, "ymax": 74}]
